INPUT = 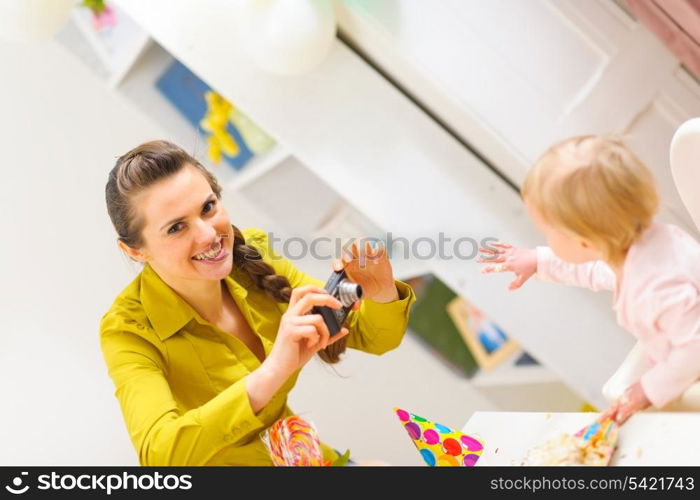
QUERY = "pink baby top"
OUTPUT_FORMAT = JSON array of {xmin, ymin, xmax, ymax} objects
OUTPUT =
[{"xmin": 536, "ymin": 223, "xmax": 700, "ymax": 408}]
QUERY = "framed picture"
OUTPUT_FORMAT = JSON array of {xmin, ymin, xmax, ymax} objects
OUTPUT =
[
  {"xmin": 156, "ymin": 59, "xmax": 274, "ymax": 170},
  {"xmin": 405, "ymin": 274, "xmax": 479, "ymax": 377},
  {"xmin": 446, "ymin": 297, "xmax": 520, "ymax": 371}
]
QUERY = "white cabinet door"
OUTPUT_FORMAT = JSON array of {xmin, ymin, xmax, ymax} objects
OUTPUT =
[{"xmin": 337, "ymin": 0, "xmax": 700, "ymax": 234}]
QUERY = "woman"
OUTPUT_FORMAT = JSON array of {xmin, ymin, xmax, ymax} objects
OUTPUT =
[{"xmin": 101, "ymin": 140, "xmax": 415, "ymax": 465}]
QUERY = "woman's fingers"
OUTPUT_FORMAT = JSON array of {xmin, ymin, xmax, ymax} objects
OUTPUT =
[
  {"xmin": 373, "ymin": 241, "xmax": 388, "ymax": 262},
  {"xmin": 363, "ymin": 240, "xmax": 373, "ymax": 265},
  {"xmin": 328, "ymin": 327, "xmax": 350, "ymax": 345},
  {"xmin": 364, "ymin": 240, "xmax": 385, "ymax": 262},
  {"xmin": 338, "ymin": 239, "xmax": 388, "ymax": 267},
  {"xmin": 290, "ymin": 292, "xmax": 342, "ymax": 315},
  {"xmin": 357, "ymin": 240, "xmax": 371, "ymax": 268},
  {"xmin": 293, "ymin": 314, "xmax": 331, "ymax": 349},
  {"xmin": 293, "ymin": 319, "xmax": 347, "ymax": 350},
  {"xmin": 292, "ymin": 325, "xmax": 320, "ymax": 349},
  {"xmin": 289, "ymin": 285, "xmax": 330, "ymax": 307},
  {"xmin": 349, "ymin": 240, "xmax": 360, "ymax": 259},
  {"xmin": 366, "ymin": 240, "xmax": 378, "ymax": 258}
]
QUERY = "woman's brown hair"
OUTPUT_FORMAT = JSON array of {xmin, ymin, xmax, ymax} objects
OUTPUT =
[{"xmin": 106, "ymin": 140, "xmax": 347, "ymax": 363}]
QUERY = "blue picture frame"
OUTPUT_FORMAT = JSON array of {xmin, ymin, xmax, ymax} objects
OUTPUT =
[{"xmin": 156, "ymin": 59, "xmax": 254, "ymax": 170}]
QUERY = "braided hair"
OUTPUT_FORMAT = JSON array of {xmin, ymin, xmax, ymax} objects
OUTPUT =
[{"xmin": 230, "ymin": 225, "xmax": 348, "ymax": 363}]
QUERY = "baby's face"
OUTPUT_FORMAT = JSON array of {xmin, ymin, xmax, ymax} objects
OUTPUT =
[{"xmin": 525, "ymin": 199, "xmax": 602, "ymax": 263}]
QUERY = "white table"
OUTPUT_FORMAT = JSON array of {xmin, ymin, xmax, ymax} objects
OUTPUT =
[{"xmin": 463, "ymin": 412, "xmax": 700, "ymax": 466}]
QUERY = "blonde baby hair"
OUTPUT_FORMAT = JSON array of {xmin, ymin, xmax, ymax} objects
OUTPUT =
[{"xmin": 521, "ymin": 135, "xmax": 659, "ymax": 266}]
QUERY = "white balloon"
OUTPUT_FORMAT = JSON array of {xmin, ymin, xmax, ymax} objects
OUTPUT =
[
  {"xmin": 0, "ymin": 0, "xmax": 74, "ymax": 43},
  {"xmin": 238, "ymin": 0, "xmax": 337, "ymax": 76}
]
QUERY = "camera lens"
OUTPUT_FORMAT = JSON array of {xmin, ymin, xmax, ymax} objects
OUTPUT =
[{"xmin": 336, "ymin": 280, "xmax": 363, "ymax": 307}]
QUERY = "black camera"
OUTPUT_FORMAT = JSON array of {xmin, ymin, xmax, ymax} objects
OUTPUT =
[{"xmin": 312, "ymin": 270, "xmax": 363, "ymax": 336}]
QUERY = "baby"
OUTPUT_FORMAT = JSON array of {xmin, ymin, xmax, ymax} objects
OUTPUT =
[{"xmin": 479, "ymin": 135, "xmax": 700, "ymax": 423}]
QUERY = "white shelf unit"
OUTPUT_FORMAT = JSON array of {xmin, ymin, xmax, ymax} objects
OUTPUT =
[
  {"xmin": 115, "ymin": 39, "xmax": 294, "ymax": 194},
  {"xmin": 60, "ymin": 4, "xmax": 294, "ymax": 191},
  {"xmin": 68, "ymin": 4, "xmax": 151, "ymax": 88},
  {"xmin": 224, "ymin": 145, "xmax": 291, "ymax": 192}
]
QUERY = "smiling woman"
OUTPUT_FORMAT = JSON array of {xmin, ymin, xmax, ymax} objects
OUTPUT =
[{"xmin": 100, "ymin": 140, "xmax": 416, "ymax": 465}]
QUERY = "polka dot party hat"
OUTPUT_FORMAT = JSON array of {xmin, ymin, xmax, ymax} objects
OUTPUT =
[{"xmin": 394, "ymin": 408, "xmax": 485, "ymax": 466}]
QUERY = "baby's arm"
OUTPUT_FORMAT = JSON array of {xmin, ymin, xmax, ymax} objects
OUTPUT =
[
  {"xmin": 638, "ymin": 281, "xmax": 700, "ymax": 408},
  {"xmin": 535, "ymin": 246, "xmax": 616, "ymax": 292},
  {"xmin": 478, "ymin": 243, "xmax": 615, "ymax": 292}
]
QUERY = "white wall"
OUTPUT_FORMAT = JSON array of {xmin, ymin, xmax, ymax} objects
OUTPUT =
[
  {"xmin": 0, "ymin": 38, "xmax": 159, "ymax": 465},
  {"xmin": 337, "ymin": 0, "xmax": 700, "ymax": 237}
]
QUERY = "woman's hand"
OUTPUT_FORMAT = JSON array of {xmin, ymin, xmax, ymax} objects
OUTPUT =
[
  {"xmin": 268, "ymin": 285, "xmax": 350, "ymax": 376},
  {"xmin": 477, "ymin": 242, "xmax": 537, "ymax": 291},
  {"xmin": 598, "ymin": 382, "xmax": 651, "ymax": 425},
  {"xmin": 248, "ymin": 286, "xmax": 349, "ymax": 413},
  {"xmin": 333, "ymin": 240, "xmax": 398, "ymax": 303}
]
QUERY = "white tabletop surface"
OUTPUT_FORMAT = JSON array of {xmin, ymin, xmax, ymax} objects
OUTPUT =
[{"xmin": 462, "ymin": 411, "xmax": 700, "ymax": 466}]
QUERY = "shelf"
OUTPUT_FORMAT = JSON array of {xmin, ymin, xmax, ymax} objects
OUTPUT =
[
  {"xmin": 469, "ymin": 355, "xmax": 560, "ymax": 388},
  {"xmin": 223, "ymin": 145, "xmax": 291, "ymax": 192},
  {"xmin": 107, "ymin": 37, "xmax": 152, "ymax": 89},
  {"xmin": 118, "ymin": 40, "xmax": 290, "ymax": 188},
  {"xmin": 70, "ymin": 5, "xmax": 151, "ymax": 89},
  {"xmin": 235, "ymin": 157, "xmax": 344, "ymax": 237}
]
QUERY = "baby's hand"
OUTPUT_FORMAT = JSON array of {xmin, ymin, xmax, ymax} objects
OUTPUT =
[
  {"xmin": 599, "ymin": 382, "xmax": 651, "ymax": 425},
  {"xmin": 477, "ymin": 242, "xmax": 537, "ymax": 290}
]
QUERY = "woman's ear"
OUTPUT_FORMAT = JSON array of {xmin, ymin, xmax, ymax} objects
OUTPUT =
[{"xmin": 117, "ymin": 240, "xmax": 148, "ymax": 263}]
